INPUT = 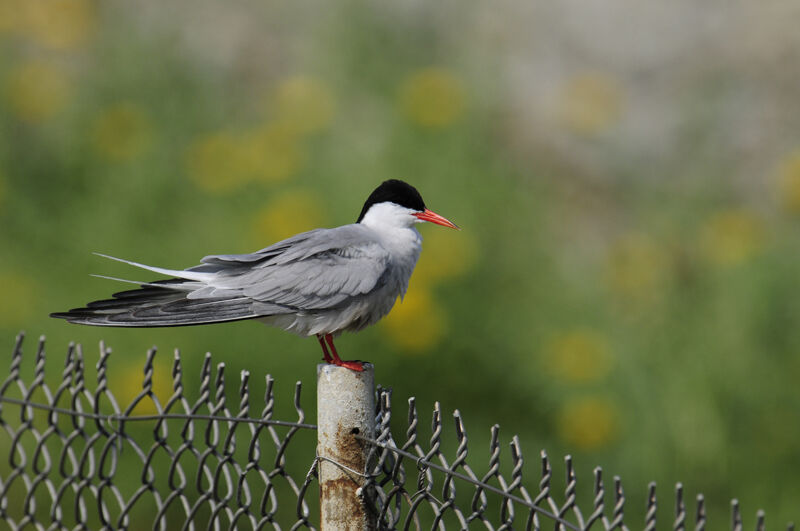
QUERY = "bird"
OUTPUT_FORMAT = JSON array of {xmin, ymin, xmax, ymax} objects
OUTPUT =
[{"xmin": 51, "ymin": 179, "xmax": 459, "ymax": 371}]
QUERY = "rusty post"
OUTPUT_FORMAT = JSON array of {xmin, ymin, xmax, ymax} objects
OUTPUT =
[{"xmin": 317, "ymin": 363, "xmax": 377, "ymax": 530}]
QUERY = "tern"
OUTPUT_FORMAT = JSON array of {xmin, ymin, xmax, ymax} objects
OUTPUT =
[{"xmin": 51, "ymin": 179, "xmax": 459, "ymax": 371}]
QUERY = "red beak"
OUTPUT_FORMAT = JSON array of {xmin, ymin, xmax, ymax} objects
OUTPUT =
[{"xmin": 413, "ymin": 208, "xmax": 460, "ymax": 229}]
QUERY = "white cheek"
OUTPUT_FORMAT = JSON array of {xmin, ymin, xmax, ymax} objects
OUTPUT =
[{"xmin": 360, "ymin": 203, "xmax": 418, "ymax": 229}]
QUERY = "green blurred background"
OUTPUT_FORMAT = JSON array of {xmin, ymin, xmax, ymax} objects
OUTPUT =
[{"xmin": 2, "ymin": 0, "xmax": 800, "ymax": 526}]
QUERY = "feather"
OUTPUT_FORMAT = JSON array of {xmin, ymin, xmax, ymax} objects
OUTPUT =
[{"xmin": 53, "ymin": 223, "xmax": 413, "ymax": 336}]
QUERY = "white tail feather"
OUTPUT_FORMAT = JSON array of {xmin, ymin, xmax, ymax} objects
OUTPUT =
[
  {"xmin": 93, "ymin": 252, "xmax": 212, "ymax": 282},
  {"xmin": 89, "ymin": 274, "xmax": 198, "ymax": 291}
]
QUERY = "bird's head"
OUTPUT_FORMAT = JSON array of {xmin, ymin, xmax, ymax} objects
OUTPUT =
[{"xmin": 357, "ymin": 179, "xmax": 459, "ymax": 231}]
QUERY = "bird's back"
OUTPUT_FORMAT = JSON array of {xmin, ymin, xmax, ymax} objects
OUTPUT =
[{"xmin": 51, "ymin": 223, "xmax": 421, "ymax": 336}]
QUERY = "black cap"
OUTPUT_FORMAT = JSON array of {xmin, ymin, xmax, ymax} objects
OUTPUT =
[{"xmin": 357, "ymin": 180, "xmax": 426, "ymax": 223}]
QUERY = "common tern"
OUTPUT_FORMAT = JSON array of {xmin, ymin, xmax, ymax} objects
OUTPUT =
[{"xmin": 51, "ymin": 179, "xmax": 459, "ymax": 371}]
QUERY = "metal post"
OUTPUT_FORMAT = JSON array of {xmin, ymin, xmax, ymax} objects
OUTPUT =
[{"xmin": 317, "ymin": 363, "xmax": 377, "ymax": 530}]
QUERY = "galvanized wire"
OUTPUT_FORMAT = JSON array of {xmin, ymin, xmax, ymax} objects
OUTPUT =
[
  {"xmin": 0, "ymin": 333, "xmax": 793, "ymax": 530},
  {"xmin": 0, "ymin": 333, "xmax": 317, "ymax": 530},
  {"xmin": 358, "ymin": 390, "xmax": 794, "ymax": 531}
]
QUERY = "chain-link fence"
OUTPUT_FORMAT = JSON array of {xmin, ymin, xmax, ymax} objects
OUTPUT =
[{"xmin": 0, "ymin": 333, "xmax": 793, "ymax": 530}]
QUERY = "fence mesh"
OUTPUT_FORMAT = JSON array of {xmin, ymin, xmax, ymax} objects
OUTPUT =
[{"xmin": 0, "ymin": 333, "xmax": 793, "ymax": 530}]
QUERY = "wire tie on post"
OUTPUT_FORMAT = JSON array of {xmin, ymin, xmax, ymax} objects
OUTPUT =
[
  {"xmin": 304, "ymin": 457, "xmax": 319, "ymax": 483},
  {"xmin": 315, "ymin": 454, "xmax": 377, "ymax": 482}
]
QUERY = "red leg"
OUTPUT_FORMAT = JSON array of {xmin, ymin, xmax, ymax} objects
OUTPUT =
[
  {"xmin": 324, "ymin": 334, "xmax": 364, "ymax": 372},
  {"xmin": 317, "ymin": 334, "xmax": 333, "ymax": 363}
]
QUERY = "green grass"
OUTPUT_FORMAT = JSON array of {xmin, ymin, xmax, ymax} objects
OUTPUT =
[{"xmin": 1, "ymin": 2, "xmax": 798, "ymax": 527}]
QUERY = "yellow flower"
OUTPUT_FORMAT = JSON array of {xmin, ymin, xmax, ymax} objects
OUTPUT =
[
  {"xmin": 698, "ymin": 208, "xmax": 764, "ymax": 266},
  {"xmin": 413, "ymin": 229, "xmax": 478, "ymax": 286},
  {"xmin": 557, "ymin": 396, "xmax": 619, "ymax": 450},
  {"xmin": 604, "ymin": 232, "xmax": 669, "ymax": 302},
  {"xmin": 186, "ymin": 125, "xmax": 303, "ymax": 194},
  {"xmin": 4, "ymin": 61, "xmax": 71, "ymax": 123},
  {"xmin": 184, "ymin": 131, "xmax": 249, "ymax": 193},
  {"xmin": 382, "ymin": 288, "xmax": 446, "ymax": 352},
  {"xmin": 91, "ymin": 102, "xmax": 153, "ymax": 161},
  {"xmin": 240, "ymin": 123, "xmax": 304, "ymax": 183},
  {"xmin": 0, "ymin": 271, "xmax": 38, "ymax": 326},
  {"xmin": 273, "ymin": 76, "xmax": 335, "ymax": 135},
  {"xmin": 776, "ymin": 148, "xmax": 800, "ymax": 213},
  {"xmin": 399, "ymin": 68, "xmax": 465, "ymax": 128},
  {"xmin": 558, "ymin": 73, "xmax": 622, "ymax": 135},
  {"xmin": 21, "ymin": 0, "xmax": 96, "ymax": 50},
  {"xmin": 251, "ymin": 189, "xmax": 327, "ymax": 244},
  {"xmin": 542, "ymin": 329, "xmax": 613, "ymax": 384}
]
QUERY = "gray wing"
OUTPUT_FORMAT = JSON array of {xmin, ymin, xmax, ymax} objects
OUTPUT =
[
  {"xmin": 194, "ymin": 225, "xmax": 392, "ymax": 310},
  {"xmin": 51, "ymin": 225, "xmax": 392, "ymax": 327}
]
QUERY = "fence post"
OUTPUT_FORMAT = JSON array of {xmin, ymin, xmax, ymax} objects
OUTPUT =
[{"xmin": 317, "ymin": 363, "xmax": 377, "ymax": 530}]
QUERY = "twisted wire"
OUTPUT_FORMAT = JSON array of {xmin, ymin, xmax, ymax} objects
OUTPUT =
[{"xmin": 0, "ymin": 333, "xmax": 791, "ymax": 530}]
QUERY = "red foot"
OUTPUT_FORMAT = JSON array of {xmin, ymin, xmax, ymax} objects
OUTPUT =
[
  {"xmin": 333, "ymin": 359, "xmax": 365, "ymax": 372},
  {"xmin": 321, "ymin": 334, "xmax": 365, "ymax": 372}
]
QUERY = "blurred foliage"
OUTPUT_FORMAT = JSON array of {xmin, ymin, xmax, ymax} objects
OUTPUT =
[{"xmin": 1, "ymin": 0, "xmax": 800, "ymax": 526}]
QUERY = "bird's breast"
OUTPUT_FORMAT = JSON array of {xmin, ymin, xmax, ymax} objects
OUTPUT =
[{"xmin": 382, "ymin": 229, "xmax": 422, "ymax": 294}]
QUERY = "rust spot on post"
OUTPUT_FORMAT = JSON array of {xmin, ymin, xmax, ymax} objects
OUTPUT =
[{"xmin": 317, "ymin": 363, "xmax": 376, "ymax": 530}]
